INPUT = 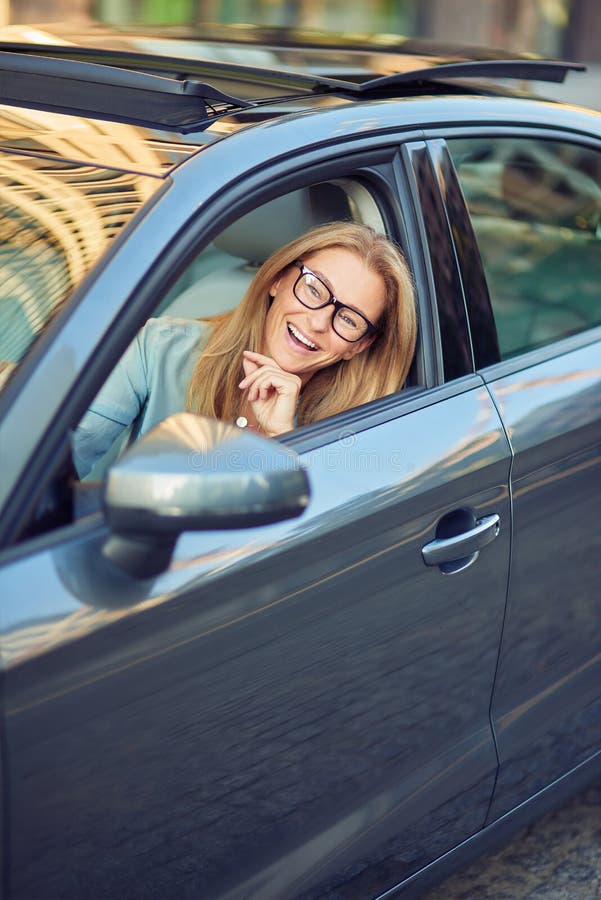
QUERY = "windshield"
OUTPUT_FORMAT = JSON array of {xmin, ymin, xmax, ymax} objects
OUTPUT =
[{"xmin": 0, "ymin": 152, "xmax": 161, "ymax": 393}]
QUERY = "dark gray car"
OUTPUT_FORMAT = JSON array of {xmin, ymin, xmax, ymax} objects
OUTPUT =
[{"xmin": 0, "ymin": 24, "xmax": 599, "ymax": 900}]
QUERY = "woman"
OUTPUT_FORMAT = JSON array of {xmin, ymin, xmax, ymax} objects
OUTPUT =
[{"xmin": 73, "ymin": 222, "xmax": 416, "ymax": 478}]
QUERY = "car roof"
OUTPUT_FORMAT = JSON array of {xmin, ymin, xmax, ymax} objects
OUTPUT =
[{"xmin": 0, "ymin": 22, "xmax": 587, "ymax": 175}]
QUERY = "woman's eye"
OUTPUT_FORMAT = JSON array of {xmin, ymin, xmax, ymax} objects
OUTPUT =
[
  {"xmin": 340, "ymin": 311, "xmax": 359, "ymax": 328},
  {"xmin": 305, "ymin": 277, "xmax": 323, "ymax": 299}
]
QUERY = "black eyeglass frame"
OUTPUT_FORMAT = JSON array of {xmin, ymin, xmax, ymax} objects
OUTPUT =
[{"xmin": 292, "ymin": 260, "xmax": 379, "ymax": 343}]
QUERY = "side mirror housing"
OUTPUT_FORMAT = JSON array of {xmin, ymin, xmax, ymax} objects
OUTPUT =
[{"xmin": 102, "ymin": 413, "xmax": 310, "ymax": 578}]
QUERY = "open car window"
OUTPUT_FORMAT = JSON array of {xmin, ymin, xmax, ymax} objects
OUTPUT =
[{"xmin": 73, "ymin": 179, "xmax": 413, "ymax": 483}]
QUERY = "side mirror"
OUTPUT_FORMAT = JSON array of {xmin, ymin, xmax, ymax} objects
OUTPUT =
[{"xmin": 102, "ymin": 413, "xmax": 310, "ymax": 578}]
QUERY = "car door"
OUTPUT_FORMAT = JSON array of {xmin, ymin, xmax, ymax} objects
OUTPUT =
[
  {"xmin": 443, "ymin": 129, "xmax": 601, "ymax": 821},
  {"xmin": 0, "ymin": 138, "xmax": 511, "ymax": 900}
]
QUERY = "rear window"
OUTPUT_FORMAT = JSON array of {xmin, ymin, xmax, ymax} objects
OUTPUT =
[
  {"xmin": 448, "ymin": 136, "xmax": 601, "ymax": 359},
  {"xmin": 0, "ymin": 153, "xmax": 160, "ymax": 392}
]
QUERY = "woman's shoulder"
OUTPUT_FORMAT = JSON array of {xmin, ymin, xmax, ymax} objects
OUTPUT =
[
  {"xmin": 138, "ymin": 316, "xmax": 211, "ymax": 356},
  {"xmin": 141, "ymin": 316, "xmax": 211, "ymax": 341},
  {"xmin": 137, "ymin": 317, "xmax": 212, "ymax": 390}
]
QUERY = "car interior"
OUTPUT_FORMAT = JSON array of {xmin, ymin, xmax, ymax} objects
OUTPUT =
[
  {"xmin": 159, "ymin": 178, "xmax": 387, "ymax": 320},
  {"xmin": 78, "ymin": 177, "xmax": 419, "ymax": 484}
]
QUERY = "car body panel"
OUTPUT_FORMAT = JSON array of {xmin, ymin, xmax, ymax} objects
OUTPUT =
[
  {"xmin": 483, "ymin": 340, "xmax": 601, "ymax": 821},
  {"xmin": 428, "ymin": 122, "xmax": 601, "ymax": 824},
  {"xmin": 1, "ymin": 379, "xmax": 511, "ymax": 899}
]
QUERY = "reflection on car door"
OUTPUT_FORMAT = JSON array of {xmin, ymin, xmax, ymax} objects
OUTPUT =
[
  {"xmin": 0, "ymin": 378, "xmax": 511, "ymax": 899},
  {"xmin": 485, "ymin": 344, "xmax": 601, "ymax": 820}
]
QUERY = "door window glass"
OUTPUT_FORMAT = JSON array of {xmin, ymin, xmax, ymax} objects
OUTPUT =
[{"xmin": 448, "ymin": 136, "xmax": 601, "ymax": 358}]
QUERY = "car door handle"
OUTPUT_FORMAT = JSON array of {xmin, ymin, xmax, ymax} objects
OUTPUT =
[{"xmin": 421, "ymin": 514, "xmax": 500, "ymax": 568}]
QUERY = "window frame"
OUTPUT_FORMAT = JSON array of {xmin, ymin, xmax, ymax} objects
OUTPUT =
[
  {"xmin": 402, "ymin": 139, "xmax": 476, "ymax": 382},
  {"xmin": 1, "ymin": 134, "xmax": 468, "ymax": 548}
]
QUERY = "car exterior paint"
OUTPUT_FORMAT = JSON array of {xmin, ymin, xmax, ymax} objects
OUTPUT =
[{"xmin": 2, "ymin": 382, "xmax": 511, "ymax": 899}]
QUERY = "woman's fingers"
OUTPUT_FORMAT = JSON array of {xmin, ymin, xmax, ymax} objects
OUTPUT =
[
  {"xmin": 242, "ymin": 365, "xmax": 300, "ymax": 399},
  {"xmin": 243, "ymin": 350, "xmax": 278, "ymax": 367},
  {"xmin": 239, "ymin": 352, "xmax": 296, "ymax": 391},
  {"xmin": 238, "ymin": 351, "xmax": 301, "ymax": 435},
  {"xmin": 240, "ymin": 351, "xmax": 261, "ymax": 381},
  {"xmin": 239, "ymin": 351, "xmax": 283, "ymax": 388}
]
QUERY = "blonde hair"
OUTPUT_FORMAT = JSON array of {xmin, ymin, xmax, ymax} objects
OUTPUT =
[{"xmin": 186, "ymin": 222, "xmax": 417, "ymax": 425}]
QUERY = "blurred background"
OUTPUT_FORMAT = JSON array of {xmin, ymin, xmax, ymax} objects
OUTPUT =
[{"xmin": 0, "ymin": 0, "xmax": 599, "ymax": 109}]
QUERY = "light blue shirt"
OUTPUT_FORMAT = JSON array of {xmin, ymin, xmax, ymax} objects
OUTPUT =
[{"xmin": 73, "ymin": 317, "xmax": 211, "ymax": 478}]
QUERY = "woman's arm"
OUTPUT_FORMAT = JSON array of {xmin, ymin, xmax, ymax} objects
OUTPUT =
[
  {"xmin": 72, "ymin": 331, "xmax": 149, "ymax": 479},
  {"xmin": 73, "ymin": 318, "xmax": 209, "ymax": 478}
]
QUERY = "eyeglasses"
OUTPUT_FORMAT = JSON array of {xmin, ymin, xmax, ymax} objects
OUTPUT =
[{"xmin": 292, "ymin": 261, "xmax": 379, "ymax": 343}]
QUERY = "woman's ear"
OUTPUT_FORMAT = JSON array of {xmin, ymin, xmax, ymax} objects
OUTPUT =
[
  {"xmin": 341, "ymin": 333, "xmax": 377, "ymax": 360},
  {"xmin": 269, "ymin": 276, "xmax": 282, "ymax": 298}
]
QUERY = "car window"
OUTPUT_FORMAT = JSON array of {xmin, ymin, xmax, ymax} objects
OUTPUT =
[
  {"xmin": 447, "ymin": 136, "xmax": 601, "ymax": 359},
  {"xmin": 72, "ymin": 179, "xmax": 417, "ymax": 483},
  {"xmin": 0, "ymin": 154, "xmax": 160, "ymax": 393}
]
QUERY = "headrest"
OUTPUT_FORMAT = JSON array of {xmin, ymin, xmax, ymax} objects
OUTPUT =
[
  {"xmin": 501, "ymin": 149, "xmax": 601, "ymax": 229},
  {"xmin": 214, "ymin": 183, "xmax": 353, "ymax": 264}
]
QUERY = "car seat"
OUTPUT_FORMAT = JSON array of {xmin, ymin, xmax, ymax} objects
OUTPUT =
[{"xmin": 163, "ymin": 179, "xmax": 383, "ymax": 319}]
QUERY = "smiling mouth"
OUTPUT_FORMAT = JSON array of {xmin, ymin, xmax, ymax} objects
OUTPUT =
[{"xmin": 288, "ymin": 323, "xmax": 318, "ymax": 350}]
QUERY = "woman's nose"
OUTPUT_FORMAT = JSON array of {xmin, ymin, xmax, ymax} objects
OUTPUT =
[{"xmin": 307, "ymin": 305, "xmax": 332, "ymax": 333}]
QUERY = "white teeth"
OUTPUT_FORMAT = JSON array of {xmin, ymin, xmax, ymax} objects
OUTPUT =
[{"xmin": 288, "ymin": 323, "xmax": 317, "ymax": 349}]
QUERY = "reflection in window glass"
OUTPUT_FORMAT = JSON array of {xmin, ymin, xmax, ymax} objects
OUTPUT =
[
  {"xmin": 448, "ymin": 136, "xmax": 601, "ymax": 359},
  {"xmin": 0, "ymin": 156, "xmax": 160, "ymax": 392}
]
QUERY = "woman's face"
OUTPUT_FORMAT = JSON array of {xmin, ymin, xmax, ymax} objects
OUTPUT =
[{"xmin": 262, "ymin": 246, "xmax": 386, "ymax": 384}]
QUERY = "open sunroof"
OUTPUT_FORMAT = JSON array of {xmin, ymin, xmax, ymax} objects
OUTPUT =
[
  {"xmin": 0, "ymin": 51, "xmax": 255, "ymax": 132},
  {"xmin": 0, "ymin": 47, "xmax": 586, "ymax": 133}
]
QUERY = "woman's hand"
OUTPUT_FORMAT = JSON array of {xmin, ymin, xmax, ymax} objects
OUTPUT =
[{"xmin": 239, "ymin": 351, "xmax": 301, "ymax": 436}]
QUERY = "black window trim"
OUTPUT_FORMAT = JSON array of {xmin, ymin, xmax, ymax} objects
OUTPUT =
[
  {"xmin": 426, "ymin": 136, "xmax": 501, "ymax": 370},
  {"xmin": 402, "ymin": 140, "xmax": 475, "ymax": 383}
]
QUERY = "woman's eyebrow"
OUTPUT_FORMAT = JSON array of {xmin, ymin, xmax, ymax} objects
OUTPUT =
[
  {"xmin": 311, "ymin": 267, "xmax": 335, "ymax": 294},
  {"xmin": 312, "ymin": 268, "xmax": 366, "ymax": 316}
]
